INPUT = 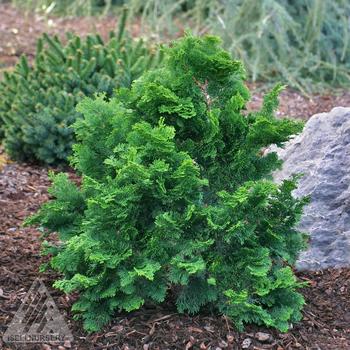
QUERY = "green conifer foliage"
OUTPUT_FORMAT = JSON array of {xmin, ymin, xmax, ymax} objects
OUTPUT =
[
  {"xmin": 27, "ymin": 34, "xmax": 308, "ymax": 333},
  {"xmin": 0, "ymin": 13, "xmax": 161, "ymax": 164}
]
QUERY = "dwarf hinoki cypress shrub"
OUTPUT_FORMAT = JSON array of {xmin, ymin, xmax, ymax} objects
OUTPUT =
[
  {"xmin": 27, "ymin": 34, "xmax": 308, "ymax": 333},
  {"xmin": 0, "ymin": 12, "xmax": 161, "ymax": 165}
]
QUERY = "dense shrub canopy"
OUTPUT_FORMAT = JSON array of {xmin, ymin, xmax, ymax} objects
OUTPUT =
[
  {"xmin": 28, "ymin": 34, "xmax": 308, "ymax": 333},
  {"xmin": 0, "ymin": 16, "xmax": 161, "ymax": 165}
]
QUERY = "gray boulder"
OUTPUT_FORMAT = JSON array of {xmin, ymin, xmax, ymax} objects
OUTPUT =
[{"xmin": 272, "ymin": 107, "xmax": 350, "ymax": 270}]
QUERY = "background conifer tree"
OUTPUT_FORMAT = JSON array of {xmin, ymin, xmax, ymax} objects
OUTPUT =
[
  {"xmin": 27, "ymin": 34, "xmax": 308, "ymax": 333},
  {"xmin": 0, "ymin": 10, "xmax": 161, "ymax": 164}
]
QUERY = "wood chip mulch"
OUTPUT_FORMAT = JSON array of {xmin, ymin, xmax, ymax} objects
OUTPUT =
[{"xmin": 0, "ymin": 152, "xmax": 349, "ymax": 350}]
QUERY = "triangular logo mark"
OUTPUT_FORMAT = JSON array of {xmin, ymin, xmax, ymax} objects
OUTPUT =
[{"xmin": 3, "ymin": 278, "xmax": 73, "ymax": 343}]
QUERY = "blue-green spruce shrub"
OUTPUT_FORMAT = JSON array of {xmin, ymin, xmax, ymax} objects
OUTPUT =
[{"xmin": 0, "ymin": 11, "xmax": 161, "ymax": 165}]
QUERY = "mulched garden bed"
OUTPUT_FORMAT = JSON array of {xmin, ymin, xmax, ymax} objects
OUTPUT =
[
  {"xmin": 1, "ymin": 4, "xmax": 350, "ymax": 349},
  {"xmin": 0, "ymin": 151, "xmax": 349, "ymax": 350}
]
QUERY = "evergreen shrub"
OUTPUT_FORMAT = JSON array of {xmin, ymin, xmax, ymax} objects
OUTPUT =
[
  {"xmin": 27, "ymin": 34, "xmax": 308, "ymax": 332},
  {"xmin": 0, "ymin": 13, "xmax": 161, "ymax": 164}
]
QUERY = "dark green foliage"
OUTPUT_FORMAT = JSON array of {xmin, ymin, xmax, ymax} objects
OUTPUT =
[
  {"xmin": 0, "ymin": 15, "xmax": 161, "ymax": 164},
  {"xmin": 27, "ymin": 34, "xmax": 308, "ymax": 333}
]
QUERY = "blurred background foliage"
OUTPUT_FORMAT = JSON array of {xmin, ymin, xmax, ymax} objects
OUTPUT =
[{"xmin": 4, "ymin": 0, "xmax": 350, "ymax": 94}]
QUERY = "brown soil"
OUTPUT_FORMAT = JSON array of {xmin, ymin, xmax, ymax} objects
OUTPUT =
[{"xmin": 247, "ymin": 84, "xmax": 350, "ymax": 121}]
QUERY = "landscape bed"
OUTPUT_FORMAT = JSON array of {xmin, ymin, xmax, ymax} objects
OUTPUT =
[
  {"xmin": 1, "ymin": 2, "xmax": 350, "ymax": 350},
  {"xmin": 0, "ymin": 156, "xmax": 349, "ymax": 349}
]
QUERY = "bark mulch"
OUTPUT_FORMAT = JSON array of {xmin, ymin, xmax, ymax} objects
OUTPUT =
[{"xmin": 0, "ymin": 152, "xmax": 349, "ymax": 350}]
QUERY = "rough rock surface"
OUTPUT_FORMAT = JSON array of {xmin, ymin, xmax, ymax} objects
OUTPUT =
[{"xmin": 273, "ymin": 107, "xmax": 350, "ymax": 270}]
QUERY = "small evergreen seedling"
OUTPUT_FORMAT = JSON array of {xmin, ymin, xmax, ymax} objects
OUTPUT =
[
  {"xmin": 0, "ymin": 10, "xmax": 161, "ymax": 164},
  {"xmin": 27, "ymin": 34, "xmax": 308, "ymax": 333}
]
